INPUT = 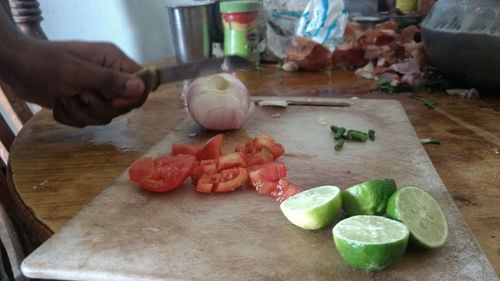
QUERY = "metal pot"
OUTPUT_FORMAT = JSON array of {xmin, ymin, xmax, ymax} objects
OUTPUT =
[
  {"xmin": 420, "ymin": 0, "xmax": 500, "ymax": 90},
  {"xmin": 167, "ymin": 0, "xmax": 222, "ymax": 64}
]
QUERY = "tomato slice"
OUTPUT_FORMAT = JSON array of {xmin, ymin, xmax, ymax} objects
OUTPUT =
[
  {"xmin": 215, "ymin": 167, "xmax": 248, "ymax": 192},
  {"xmin": 191, "ymin": 159, "xmax": 218, "ymax": 182},
  {"xmin": 218, "ymin": 152, "xmax": 247, "ymax": 171},
  {"xmin": 171, "ymin": 144, "xmax": 201, "ymax": 158},
  {"xmin": 276, "ymin": 181, "xmax": 300, "ymax": 202},
  {"xmin": 248, "ymin": 161, "xmax": 287, "ymax": 189},
  {"xmin": 270, "ymin": 177, "xmax": 289, "ymax": 198},
  {"xmin": 255, "ymin": 181, "xmax": 277, "ymax": 196},
  {"xmin": 237, "ymin": 135, "xmax": 285, "ymax": 160},
  {"xmin": 243, "ymin": 148, "xmax": 274, "ymax": 167},
  {"xmin": 129, "ymin": 154, "xmax": 196, "ymax": 193},
  {"xmin": 196, "ymin": 167, "xmax": 248, "ymax": 193},
  {"xmin": 196, "ymin": 172, "xmax": 220, "ymax": 193},
  {"xmin": 254, "ymin": 135, "xmax": 285, "ymax": 159},
  {"xmin": 199, "ymin": 134, "xmax": 224, "ymax": 160},
  {"xmin": 245, "ymin": 161, "xmax": 300, "ymax": 201},
  {"xmin": 129, "ymin": 157, "xmax": 154, "ymax": 182}
]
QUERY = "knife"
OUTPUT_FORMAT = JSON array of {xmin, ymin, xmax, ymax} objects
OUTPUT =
[{"xmin": 135, "ymin": 55, "xmax": 254, "ymax": 93}]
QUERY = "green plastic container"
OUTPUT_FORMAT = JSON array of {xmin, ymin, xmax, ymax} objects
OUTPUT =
[{"xmin": 220, "ymin": 1, "xmax": 260, "ymax": 68}]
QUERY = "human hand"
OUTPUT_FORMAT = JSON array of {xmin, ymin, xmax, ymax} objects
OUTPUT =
[{"xmin": 3, "ymin": 37, "xmax": 147, "ymax": 127}]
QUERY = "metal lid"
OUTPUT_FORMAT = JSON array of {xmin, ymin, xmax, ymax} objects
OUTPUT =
[
  {"xmin": 219, "ymin": 1, "xmax": 259, "ymax": 13},
  {"xmin": 167, "ymin": 0, "xmax": 215, "ymax": 8}
]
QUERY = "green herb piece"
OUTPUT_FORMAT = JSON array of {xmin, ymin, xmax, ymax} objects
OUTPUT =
[
  {"xmin": 335, "ymin": 139, "xmax": 345, "ymax": 151},
  {"xmin": 330, "ymin": 125, "xmax": 340, "ymax": 134},
  {"xmin": 416, "ymin": 68, "xmax": 452, "ymax": 92},
  {"xmin": 368, "ymin": 129, "xmax": 375, "ymax": 141},
  {"xmin": 335, "ymin": 127, "xmax": 346, "ymax": 140},
  {"xmin": 411, "ymin": 94, "xmax": 435, "ymax": 109},
  {"xmin": 346, "ymin": 130, "xmax": 368, "ymax": 142},
  {"xmin": 374, "ymin": 77, "xmax": 411, "ymax": 94},
  {"xmin": 420, "ymin": 139, "xmax": 441, "ymax": 145},
  {"xmin": 424, "ymin": 100, "xmax": 435, "ymax": 109}
]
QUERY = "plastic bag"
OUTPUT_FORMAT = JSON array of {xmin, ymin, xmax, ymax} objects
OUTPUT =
[
  {"xmin": 261, "ymin": 0, "xmax": 310, "ymax": 62},
  {"xmin": 261, "ymin": 0, "xmax": 348, "ymax": 61},
  {"xmin": 296, "ymin": 0, "xmax": 348, "ymax": 52}
]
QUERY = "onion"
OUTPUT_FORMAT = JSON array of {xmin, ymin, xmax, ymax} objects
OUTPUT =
[{"xmin": 186, "ymin": 73, "xmax": 255, "ymax": 131}]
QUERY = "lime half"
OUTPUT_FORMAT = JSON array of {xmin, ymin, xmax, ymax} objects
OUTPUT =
[
  {"xmin": 280, "ymin": 185, "xmax": 342, "ymax": 230},
  {"xmin": 386, "ymin": 185, "xmax": 448, "ymax": 248},
  {"xmin": 342, "ymin": 178, "xmax": 397, "ymax": 216},
  {"xmin": 333, "ymin": 215, "xmax": 409, "ymax": 271}
]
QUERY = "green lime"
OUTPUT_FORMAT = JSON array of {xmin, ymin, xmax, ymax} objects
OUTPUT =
[
  {"xmin": 280, "ymin": 185, "xmax": 342, "ymax": 230},
  {"xmin": 342, "ymin": 178, "xmax": 397, "ymax": 216},
  {"xmin": 332, "ymin": 215, "xmax": 409, "ymax": 271},
  {"xmin": 386, "ymin": 185, "xmax": 448, "ymax": 248}
]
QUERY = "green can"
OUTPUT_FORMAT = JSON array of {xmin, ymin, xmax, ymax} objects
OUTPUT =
[{"xmin": 220, "ymin": 0, "xmax": 260, "ymax": 68}]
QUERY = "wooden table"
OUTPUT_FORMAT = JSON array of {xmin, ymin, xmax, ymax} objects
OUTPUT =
[{"xmin": 7, "ymin": 65, "xmax": 500, "ymax": 277}]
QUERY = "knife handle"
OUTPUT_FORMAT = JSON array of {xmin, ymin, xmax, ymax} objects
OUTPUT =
[{"xmin": 134, "ymin": 66, "xmax": 160, "ymax": 94}]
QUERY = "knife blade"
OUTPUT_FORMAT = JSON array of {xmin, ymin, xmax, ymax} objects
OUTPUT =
[{"xmin": 135, "ymin": 55, "xmax": 254, "ymax": 93}]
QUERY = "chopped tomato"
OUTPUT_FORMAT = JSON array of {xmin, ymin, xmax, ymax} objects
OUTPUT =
[
  {"xmin": 243, "ymin": 148, "xmax": 274, "ymax": 167},
  {"xmin": 235, "ymin": 144, "xmax": 245, "ymax": 154},
  {"xmin": 129, "ymin": 157, "xmax": 154, "ymax": 182},
  {"xmin": 271, "ymin": 178, "xmax": 299, "ymax": 198},
  {"xmin": 270, "ymin": 177, "xmax": 289, "ymax": 198},
  {"xmin": 129, "ymin": 154, "xmax": 196, "ymax": 193},
  {"xmin": 196, "ymin": 172, "xmax": 220, "ymax": 193},
  {"xmin": 199, "ymin": 134, "xmax": 224, "ymax": 160},
  {"xmin": 246, "ymin": 162, "xmax": 300, "ymax": 201},
  {"xmin": 191, "ymin": 159, "xmax": 218, "ymax": 182},
  {"xmin": 255, "ymin": 181, "xmax": 277, "ymax": 196},
  {"xmin": 237, "ymin": 135, "xmax": 285, "ymax": 160},
  {"xmin": 275, "ymin": 179, "xmax": 301, "ymax": 202},
  {"xmin": 254, "ymin": 135, "xmax": 285, "ymax": 159},
  {"xmin": 218, "ymin": 152, "xmax": 247, "ymax": 171},
  {"xmin": 248, "ymin": 161, "xmax": 287, "ymax": 188},
  {"xmin": 196, "ymin": 167, "xmax": 248, "ymax": 193},
  {"xmin": 171, "ymin": 144, "xmax": 201, "ymax": 158},
  {"xmin": 215, "ymin": 167, "xmax": 248, "ymax": 192},
  {"xmin": 130, "ymin": 133, "xmax": 293, "ymax": 200}
]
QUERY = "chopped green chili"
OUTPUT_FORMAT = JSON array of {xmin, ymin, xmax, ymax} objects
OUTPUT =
[
  {"xmin": 368, "ymin": 129, "xmax": 375, "ymax": 141},
  {"xmin": 411, "ymin": 94, "xmax": 436, "ymax": 109},
  {"xmin": 334, "ymin": 127, "xmax": 346, "ymax": 140},
  {"xmin": 335, "ymin": 139, "xmax": 345, "ymax": 151},
  {"xmin": 346, "ymin": 130, "xmax": 368, "ymax": 142},
  {"xmin": 330, "ymin": 124, "xmax": 375, "ymax": 152},
  {"xmin": 330, "ymin": 125, "xmax": 340, "ymax": 133}
]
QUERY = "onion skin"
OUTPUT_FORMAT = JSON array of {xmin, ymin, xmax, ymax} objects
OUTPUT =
[{"xmin": 186, "ymin": 73, "xmax": 255, "ymax": 131}]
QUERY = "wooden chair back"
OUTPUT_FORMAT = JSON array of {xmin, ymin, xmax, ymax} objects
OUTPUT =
[
  {"xmin": 1, "ymin": 0, "xmax": 45, "ymax": 170},
  {"xmin": 1, "ymin": 1, "xmax": 45, "ymax": 280},
  {"xmin": 7, "ymin": 0, "xmax": 46, "ymax": 39},
  {"xmin": 0, "ymin": 85, "xmax": 36, "ymax": 172},
  {"xmin": 1, "ymin": 172, "xmax": 26, "ymax": 281}
]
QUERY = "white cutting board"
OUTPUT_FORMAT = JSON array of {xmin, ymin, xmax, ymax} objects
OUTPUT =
[{"xmin": 21, "ymin": 98, "xmax": 498, "ymax": 281}]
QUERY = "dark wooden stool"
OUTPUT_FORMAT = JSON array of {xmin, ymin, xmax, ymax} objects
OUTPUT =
[{"xmin": 8, "ymin": 0, "xmax": 46, "ymax": 39}]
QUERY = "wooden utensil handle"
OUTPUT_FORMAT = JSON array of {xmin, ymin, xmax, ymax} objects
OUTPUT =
[{"xmin": 134, "ymin": 66, "xmax": 160, "ymax": 94}]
